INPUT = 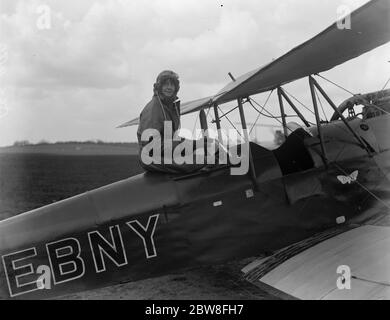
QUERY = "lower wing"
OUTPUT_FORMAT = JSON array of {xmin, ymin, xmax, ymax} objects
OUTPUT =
[{"xmin": 242, "ymin": 215, "xmax": 390, "ymax": 300}]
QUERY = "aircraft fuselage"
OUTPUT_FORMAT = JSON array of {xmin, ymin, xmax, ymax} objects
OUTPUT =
[{"xmin": 0, "ymin": 114, "xmax": 389, "ymax": 299}]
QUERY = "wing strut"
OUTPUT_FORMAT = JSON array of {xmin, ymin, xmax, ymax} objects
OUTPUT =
[
  {"xmin": 277, "ymin": 87, "xmax": 311, "ymax": 127},
  {"xmin": 310, "ymin": 75, "xmax": 373, "ymax": 157},
  {"xmin": 213, "ymin": 104, "xmax": 223, "ymax": 142},
  {"xmin": 229, "ymin": 71, "xmax": 258, "ymax": 190},
  {"xmin": 238, "ymin": 98, "xmax": 258, "ymax": 191},
  {"xmin": 277, "ymin": 89, "xmax": 288, "ymax": 138},
  {"xmin": 309, "ymin": 76, "xmax": 329, "ymax": 167}
]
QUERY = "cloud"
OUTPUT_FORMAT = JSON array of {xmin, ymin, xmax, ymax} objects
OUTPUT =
[{"xmin": 0, "ymin": 0, "xmax": 387, "ymax": 146}]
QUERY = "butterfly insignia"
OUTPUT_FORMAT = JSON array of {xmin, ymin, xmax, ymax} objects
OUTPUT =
[{"xmin": 337, "ymin": 170, "xmax": 358, "ymax": 185}]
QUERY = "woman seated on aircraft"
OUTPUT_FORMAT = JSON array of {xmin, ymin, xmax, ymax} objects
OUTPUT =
[{"xmin": 137, "ymin": 70, "xmax": 218, "ymax": 174}]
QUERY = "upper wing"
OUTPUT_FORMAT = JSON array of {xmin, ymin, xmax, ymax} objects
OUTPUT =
[
  {"xmin": 118, "ymin": 0, "xmax": 390, "ymax": 126},
  {"xmin": 168, "ymin": 0, "xmax": 390, "ymax": 115},
  {"xmin": 180, "ymin": 96, "xmax": 213, "ymax": 115},
  {"xmin": 242, "ymin": 223, "xmax": 390, "ymax": 299},
  {"xmin": 116, "ymin": 117, "xmax": 141, "ymax": 128},
  {"xmin": 213, "ymin": 0, "xmax": 390, "ymax": 105},
  {"xmin": 116, "ymin": 96, "xmax": 213, "ymax": 128}
]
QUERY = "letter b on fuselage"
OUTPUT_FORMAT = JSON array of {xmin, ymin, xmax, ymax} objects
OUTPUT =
[{"xmin": 46, "ymin": 238, "xmax": 85, "ymax": 285}]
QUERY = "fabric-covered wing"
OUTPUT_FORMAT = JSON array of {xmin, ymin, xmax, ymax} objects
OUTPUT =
[
  {"xmin": 116, "ymin": 117, "xmax": 141, "ymax": 128},
  {"xmin": 214, "ymin": 0, "xmax": 390, "ymax": 105},
  {"xmin": 242, "ymin": 225, "xmax": 390, "ymax": 299},
  {"xmin": 180, "ymin": 96, "xmax": 213, "ymax": 115},
  {"xmin": 116, "ymin": 96, "xmax": 213, "ymax": 128},
  {"xmin": 118, "ymin": 0, "xmax": 390, "ymax": 125}
]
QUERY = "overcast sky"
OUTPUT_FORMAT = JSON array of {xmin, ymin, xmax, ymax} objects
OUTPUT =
[{"xmin": 0, "ymin": 0, "xmax": 389, "ymax": 146}]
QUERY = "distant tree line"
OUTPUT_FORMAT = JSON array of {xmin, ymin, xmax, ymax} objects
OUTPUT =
[
  {"xmin": 13, "ymin": 140, "xmax": 31, "ymax": 146},
  {"xmin": 12, "ymin": 140, "xmax": 137, "ymax": 146}
]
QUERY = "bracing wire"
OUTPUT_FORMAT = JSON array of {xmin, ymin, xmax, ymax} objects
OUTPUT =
[
  {"xmin": 218, "ymin": 86, "xmax": 389, "ymax": 209},
  {"xmin": 314, "ymin": 86, "xmax": 328, "ymax": 122},
  {"xmin": 217, "ymin": 105, "xmax": 243, "ymax": 138},
  {"xmin": 283, "ymin": 89, "xmax": 316, "ymax": 116},
  {"xmin": 249, "ymin": 90, "xmax": 274, "ymax": 135},
  {"xmin": 316, "ymin": 74, "xmax": 356, "ymax": 96},
  {"xmin": 218, "ymin": 105, "xmax": 239, "ymax": 120},
  {"xmin": 248, "ymin": 98, "xmax": 295, "ymax": 120},
  {"xmin": 248, "ymin": 98, "xmax": 296, "ymax": 135},
  {"xmin": 381, "ymin": 76, "xmax": 390, "ymax": 91},
  {"xmin": 192, "ymin": 111, "xmax": 199, "ymax": 136},
  {"xmin": 332, "ymin": 163, "xmax": 390, "ymax": 210},
  {"xmin": 317, "ymin": 73, "xmax": 390, "ymax": 116}
]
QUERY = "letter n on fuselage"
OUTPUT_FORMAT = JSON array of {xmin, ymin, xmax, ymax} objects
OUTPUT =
[{"xmin": 88, "ymin": 225, "xmax": 128, "ymax": 273}]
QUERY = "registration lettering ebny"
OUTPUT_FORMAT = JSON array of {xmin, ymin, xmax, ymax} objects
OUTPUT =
[
  {"xmin": 140, "ymin": 122, "xmax": 250, "ymax": 175},
  {"xmin": 1, "ymin": 214, "xmax": 159, "ymax": 298}
]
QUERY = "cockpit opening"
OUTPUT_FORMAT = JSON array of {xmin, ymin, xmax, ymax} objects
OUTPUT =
[{"xmin": 272, "ymin": 128, "xmax": 315, "ymax": 176}]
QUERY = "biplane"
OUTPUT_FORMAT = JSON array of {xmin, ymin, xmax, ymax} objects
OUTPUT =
[{"xmin": 1, "ymin": 0, "xmax": 389, "ymax": 299}]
